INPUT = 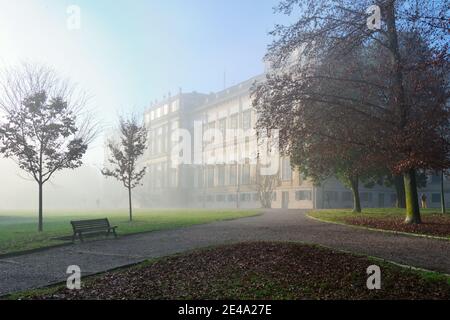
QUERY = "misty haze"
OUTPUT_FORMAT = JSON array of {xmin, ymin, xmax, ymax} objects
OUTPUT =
[{"xmin": 0, "ymin": 0, "xmax": 449, "ymax": 307}]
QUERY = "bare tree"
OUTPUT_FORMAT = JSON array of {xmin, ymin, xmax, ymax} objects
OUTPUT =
[
  {"xmin": 257, "ymin": 173, "xmax": 278, "ymax": 209},
  {"xmin": 102, "ymin": 116, "xmax": 147, "ymax": 222},
  {"xmin": 0, "ymin": 63, "xmax": 97, "ymax": 232},
  {"xmin": 256, "ymin": 131, "xmax": 280, "ymax": 209}
]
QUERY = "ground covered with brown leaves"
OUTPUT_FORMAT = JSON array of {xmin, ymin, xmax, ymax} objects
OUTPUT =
[
  {"xmin": 18, "ymin": 242, "xmax": 450, "ymax": 300},
  {"xmin": 343, "ymin": 215, "xmax": 450, "ymax": 238}
]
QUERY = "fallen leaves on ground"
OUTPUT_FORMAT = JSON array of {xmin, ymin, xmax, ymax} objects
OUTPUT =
[
  {"xmin": 343, "ymin": 215, "xmax": 450, "ymax": 238},
  {"xmin": 27, "ymin": 242, "xmax": 450, "ymax": 300}
]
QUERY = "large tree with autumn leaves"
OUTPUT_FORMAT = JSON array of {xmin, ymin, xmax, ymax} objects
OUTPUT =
[{"xmin": 252, "ymin": 0, "xmax": 449, "ymax": 224}]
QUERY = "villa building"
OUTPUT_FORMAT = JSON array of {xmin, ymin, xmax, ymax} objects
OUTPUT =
[{"xmin": 138, "ymin": 74, "xmax": 449, "ymax": 210}]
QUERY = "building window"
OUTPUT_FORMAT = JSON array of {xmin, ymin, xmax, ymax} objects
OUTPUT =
[
  {"xmin": 147, "ymin": 131, "xmax": 153, "ymax": 154},
  {"xmin": 169, "ymin": 169, "xmax": 177, "ymax": 187},
  {"xmin": 242, "ymin": 110, "xmax": 251, "ymax": 130},
  {"xmin": 228, "ymin": 194, "xmax": 237, "ymax": 202},
  {"xmin": 252, "ymin": 193, "xmax": 260, "ymax": 201},
  {"xmin": 281, "ymin": 158, "xmax": 292, "ymax": 181},
  {"xmin": 207, "ymin": 121, "xmax": 215, "ymax": 130},
  {"xmin": 325, "ymin": 191, "xmax": 339, "ymax": 202},
  {"xmin": 298, "ymin": 172, "xmax": 304, "ymax": 185},
  {"xmin": 155, "ymin": 164, "xmax": 163, "ymax": 188},
  {"xmin": 205, "ymin": 121, "xmax": 216, "ymax": 144},
  {"xmin": 171, "ymin": 100, "xmax": 179, "ymax": 112},
  {"xmin": 360, "ymin": 192, "xmax": 372, "ymax": 202},
  {"xmin": 295, "ymin": 190, "xmax": 312, "ymax": 201},
  {"xmin": 244, "ymin": 136, "xmax": 250, "ymax": 159},
  {"xmin": 342, "ymin": 191, "xmax": 353, "ymax": 202},
  {"xmin": 216, "ymin": 194, "xmax": 225, "ymax": 202},
  {"xmin": 431, "ymin": 175, "xmax": 440, "ymax": 184},
  {"xmin": 432, "ymin": 193, "xmax": 441, "ymax": 203},
  {"xmin": 219, "ymin": 118, "xmax": 226, "ymax": 136},
  {"xmin": 390, "ymin": 194, "xmax": 397, "ymax": 205},
  {"xmin": 229, "ymin": 165, "xmax": 237, "ymax": 185},
  {"xmin": 218, "ymin": 166, "xmax": 225, "ymax": 186},
  {"xmin": 195, "ymin": 168, "xmax": 204, "ymax": 188},
  {"xmin": 240, "ymin": 193, "xmax": 251, "ymax": 202},
  {"xmin": 242, "ymin": 164, "xmax": 251, "ymax": 185},
  {"xmin": 161, "ymin": 126, "xmax": 167, "ymax": 153},
  {"xmin": 207, "ymin": 167, "xmax": 215, "ymax": 187},
  {"xmin": 161, "ymin": 163, "xmax": 167, "ymax": 188},
  {"xmin": 230, "ymin": 114, "xmax": 238, "ymax": 129},
  {"xmin": 156, "ymin": 127, "xmax": 163, "ymax": 154},
  {"xmin": 272, "ymin": 192, "xmax": 277, "ymax": 201}
]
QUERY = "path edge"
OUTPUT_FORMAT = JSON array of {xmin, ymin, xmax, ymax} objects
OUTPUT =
[{"xmin": 306, "ymin": 212, "xmax": 450, "ymax": 242}]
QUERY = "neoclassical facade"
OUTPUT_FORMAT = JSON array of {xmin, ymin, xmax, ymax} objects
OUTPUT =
[{"xmin": 140, "ymin": 74, "xmax": 399, "ymax": 209}]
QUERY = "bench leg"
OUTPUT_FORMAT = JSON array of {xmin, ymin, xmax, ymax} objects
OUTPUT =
[
  {"xmin": 113, "ymin": 229, "xmax": 118, "ymax": 239},
  {"xmin": 72, "ymin": 233, "xmax": 76, "ymax": 243},
  {"xmin": 79, "ymin": 232, "xmax": 84, "ymax": 242}
]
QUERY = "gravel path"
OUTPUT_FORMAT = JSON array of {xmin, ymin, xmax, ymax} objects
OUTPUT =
[{"xmin": 1, "ymin": 209, "xmax": 450, "ymax": 296}]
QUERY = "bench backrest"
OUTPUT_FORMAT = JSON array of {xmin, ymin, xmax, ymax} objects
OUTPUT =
[{"xmin": 71, "ymin": 218, "xmax": 111, "ymax": 231}]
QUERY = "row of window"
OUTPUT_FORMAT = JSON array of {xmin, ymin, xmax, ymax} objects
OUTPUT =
[
  {"xmin": 426, "ymin": 193, "xmax": 445, "ymax": 203},
  {"xmin": 196, "ymin": 158, "xmax": 296, "ymax": 189},
  {"xmin": 147, "ymin": 121, "xmax": 180, "ymax": 155},
  {"xmin": 147, "ymin": 101, "xmax": 180, "ymax": 122},
  {"xmin": 326, "ymin": 191, "xmax": 373, "ymax": 203},
  {"xmin": 197, "ymin": 190, "xmax": 314, "ymax": 203},
  {"xmin": 326, "ymin": 191, "xmax": 443, "ymax": 205},
  {"xmin": 148, "ymin": 111, "xmax": 253, "ymax": 156},
  {"xmin": 326, "ymin": 191, "xmax": 398, "ymax": 204},
  {"xmin": 195, "ymin": 165, "xmax": 254, "ymax": 188},
  {"xmin": 199, "ymin": 193, "xmax": 259, "ymax": 203},
  {"xmin": 206, "ymin": 110, "xmax": 253, "ymax": 134},
  {"xmin": 147, "ymin": 163, "xmax": 177, "ymax": 188},
  {"xmin": 295, "ymin": 190, "xmax": 312, "ymax": 201}
]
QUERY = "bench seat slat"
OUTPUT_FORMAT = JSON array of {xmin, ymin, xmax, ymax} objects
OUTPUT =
[{"xmin": 70, "ymin": 218, "xmax": 117, "ymax": 242}]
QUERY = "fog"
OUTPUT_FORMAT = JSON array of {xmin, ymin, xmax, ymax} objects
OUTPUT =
[{"xmin": 0, "ymin": 157, "xmax": 133, "ymax": 211}]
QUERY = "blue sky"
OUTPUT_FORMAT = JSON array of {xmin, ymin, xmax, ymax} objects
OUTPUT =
[{"xmin": 0, "ymin": 0, "xmax": 289, "ymax": 163}]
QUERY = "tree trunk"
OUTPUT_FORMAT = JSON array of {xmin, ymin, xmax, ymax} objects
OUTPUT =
[
  {"xmin": 386, "ymin": 2, "xmax": 419, "ymax": 223},
  {"xmin": 38, "ymin": 182, "xmax": 43, "ymax": 232},
  {"xmin": 394, "ymin": 175, "xmax": 406, "ymax": 208},
  {"xmin": 262, "ymin": 192, "xmax": 272, "ymax": 209},
  {"xmin": 441, "ymin": 170, "xmax": 446, "ymax": 214},
  {"xmin": 404, "ymin": 169, "xmax": 421, "ymax": 224},
  {"xmin": 128, "ymin": 186, "xmax": 133, "ymax": 222},
  {"xmin": 350, "ymin": 175, "xmax": 362, "ymax": 213}
]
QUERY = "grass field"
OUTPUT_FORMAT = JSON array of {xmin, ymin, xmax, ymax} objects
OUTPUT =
[
  {"xmin": 309, "ymin": 208, "xmax": 450, "ymax": 238},
  {"xmin": 0, "ymin": 209, "xmax": 260, "ymax": 255}
]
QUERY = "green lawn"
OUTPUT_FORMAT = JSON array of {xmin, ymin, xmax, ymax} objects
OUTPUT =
[
  {"xmin": 0, "ymin": 209, "xmax": 260, "ymax": 255},
  {"xmin": 308, "ymin": 208, "xmax": 450, "ymax": 239}
]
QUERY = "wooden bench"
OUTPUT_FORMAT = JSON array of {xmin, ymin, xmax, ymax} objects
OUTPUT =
[{"xmin": 70, "ymin": 218, "xmax": 118, "ymax": 242}]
